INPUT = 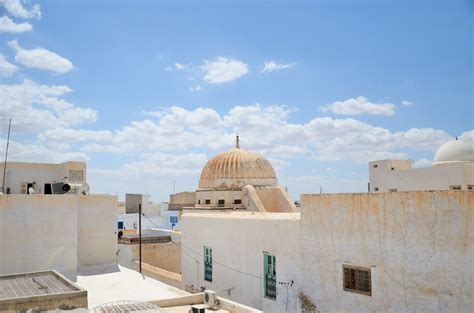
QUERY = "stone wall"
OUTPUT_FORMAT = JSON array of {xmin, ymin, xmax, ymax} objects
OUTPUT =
[{"xmin": 299, "ymin": 191, "xmax": 473, "ymax": 313}]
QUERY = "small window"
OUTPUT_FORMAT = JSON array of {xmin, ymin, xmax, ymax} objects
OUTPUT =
[
  {"xmin": 373, "ymin": 164, "xmax": 378, "ymax": 168},
  {"xmin": 468, "ymin": 185, "xmax": 473, "ymax": 191},
  {"xmin": 263, "ymin": 253, "xmax": 276, "ymax": 300},
  {"xmin": 343, "ymin": 265, "xmax": 371, "ymax": 296},
  {"xmin": 388, "ymin": 188, "xmax": 397, "ymax": 192},
  {"xmin": 170, "ymin": 216, "xmax": 178, "ymax": 224},
  {"xmin": 198, "ymin": 200, "xmax": 201, "ymax": 204},
  {"xmin": 204, "ymin": 246, "xmax": 213, "ymax": 282},
  {"xmin": 217, "ymin": 199, "xmax": 225, "ymax": 207},
  {"xmin": 450, "ymin": 185, "xmax": 461, "ymax": 190},
  {"xmin": 391, "ymin": 167, "xmax": 395, "ymax": 170},
  {"xmin": 118, "ymin": 221, "xmax": 124, "ymax": 229},
  {"xmin": 374, "ymin": 187, "xmax": 379, "ymax": 192},
  {"xmin": 234, "ymin": 199, "xmax": 241, "ymax": 204},
  {"xmin": 205, "ymin": 199, "xmax": 211, "ymax": 205}
]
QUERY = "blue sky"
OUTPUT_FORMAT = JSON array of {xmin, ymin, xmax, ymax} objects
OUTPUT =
[{"xmin": 0, "ymin": 0, "xmax": 472, "ymax": 201}]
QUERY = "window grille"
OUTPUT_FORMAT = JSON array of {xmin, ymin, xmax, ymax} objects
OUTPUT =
[
  {"xmin": 450, "ymin": 185, "xmax": 461, "ymax": 190},
  {"xmin": 205, "ymin": 199, "xmax": 211, "ymax": 204},
  {"xmin": 217, "ymin": 199, "xmax": 225, "ymax": 207},
  {"xmin": 343, "ymin": 265, "xmax": 371, "ymax": 296}
]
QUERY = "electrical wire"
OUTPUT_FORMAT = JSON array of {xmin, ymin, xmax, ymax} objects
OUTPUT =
[{"xmin": 140, "ymin": 213, "xmax": 295, "ymax": 286}]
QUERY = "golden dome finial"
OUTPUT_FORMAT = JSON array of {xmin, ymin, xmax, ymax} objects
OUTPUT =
[{"xmin": 236, "ymin": 134, "xmax": 240, "ymax": 149}]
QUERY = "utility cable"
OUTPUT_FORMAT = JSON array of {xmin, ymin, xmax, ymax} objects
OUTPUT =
[{"xmin": 141, "ymin": 213, "xmax": 295, "ymax": 286}]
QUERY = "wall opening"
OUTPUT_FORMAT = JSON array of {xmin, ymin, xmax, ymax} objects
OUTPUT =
[
  {"xmin": 343, "ymin": 265, "xmax": 371, "ymax": 296},
  {"xmin": 44, "ymin": 183, "xmax": 52, "ymax": 194}
]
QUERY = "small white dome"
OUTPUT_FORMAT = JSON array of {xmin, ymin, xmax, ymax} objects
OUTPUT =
[{"xmin": 433, "ymin": 139, "xmax": 474, "ymax": 166}]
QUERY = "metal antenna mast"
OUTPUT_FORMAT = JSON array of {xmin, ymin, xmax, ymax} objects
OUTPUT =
[{"xmin": 2, "ymin": 118, "xmax": 12, "ymax": 194}]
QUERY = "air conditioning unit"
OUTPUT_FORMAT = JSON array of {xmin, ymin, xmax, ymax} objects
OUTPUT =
[
  {"xmin": 203, "ymin": 290, "xmax": 218, "ymax": 308},
  {"xmin": 189, "ymin": 304, "xmax": 207, "ymax": 313}
]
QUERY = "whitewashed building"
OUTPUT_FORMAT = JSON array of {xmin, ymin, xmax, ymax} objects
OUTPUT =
[
  {"xmin": 0, "ymin": 161, "xmax": 117, "ymax": 280},
  {"xmin": 181, "ymin": 191, "xmax": 473, "ymax": 313},
  {"xmin": 369, "ymin": 139, "xmax": 474, "ymax": 192},
  {"xmin": 0, "ymin": 161, "xmax": 87, "ymax": 194}
]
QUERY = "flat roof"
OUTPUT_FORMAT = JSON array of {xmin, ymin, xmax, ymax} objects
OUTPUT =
[
  {"xmin": 76, "ymin": 265, "xmax": 188, "ymax": 308},
  {"xmin": 0, "ymin": 271, "xmax": 82, "ymax": 300}
]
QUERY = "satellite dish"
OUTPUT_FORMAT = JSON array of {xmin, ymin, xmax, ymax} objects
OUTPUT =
[
  {"xmin": 28, "ymin": 187, "xmax": 35, "ymax": 194},
  {"xmin": 62, "ymin": 183, "xmax": 71, "ymax": 193},
  {"xmin": 78, "ymin": 183, "xmax": 90, "ymax": 195}
]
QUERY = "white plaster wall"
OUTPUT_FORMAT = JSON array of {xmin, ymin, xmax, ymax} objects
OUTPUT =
[
  {"xmin": 0, "ymin": 195, "xmax": 78, "ymax": 277},
  {"xmin": 118, "ymin": 213, "xmax": 168, "ymax": 230},
  {"xmin": 77, "ymin": 195, "xmax": 117, "ymax": 266},
  {"xmin": 369, "ymin": 161, "xmax": 473, "ymax": 192},
  {"xmin": 0, "ymin": 194, "xmax": 118, "ymax": 278},
  {"xmin": 181, "ymin": 211, "xmax": 300, "ymax": 313},
  {"xmin": 195, "ymin": 190, "xmax": 243, "ymax": 207},
  {"xmin": 299, "ymin": 191, "xmax": 473, "ymax": 313},
  {"xmin": 0, "ymin": 162, "xmax": 86, "ymax": 194}
]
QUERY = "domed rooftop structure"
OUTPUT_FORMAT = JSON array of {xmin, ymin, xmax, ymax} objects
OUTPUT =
[
  {"xmin": 433, "ymin": 139, "xmax": 474, "ymax": 166},
  {"xmin": 198, "ymin": 136, "xmax": 278, "ymax": 190}
]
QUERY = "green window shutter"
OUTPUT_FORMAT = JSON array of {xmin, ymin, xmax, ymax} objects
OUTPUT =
[
  {"xmin": 263, "ymin": 253, "xmax": 276, "ymax": 299},
  {"xmin": 204, "ymin": 246, "xmax": 213, "ymax": 282}
]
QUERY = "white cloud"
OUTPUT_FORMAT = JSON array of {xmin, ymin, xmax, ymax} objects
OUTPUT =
[
  {"xmin": 0, "ymin": 79, "xmax": 98, "ymax": 132},
  {"xmin": 0, "ymin": 0, "xmax": 41, "ymax": 19},
  {"xmin": 0, "ymin": 54, "xmax": 18, "ymax": 76},
  {"xmin": 459, "ymin": 130, "xmax": 474, "ymax": 143},
  {"xmin": 189, "ymin": 85, "xmax": 201, "ymax": 92},
  {"xmin": 0, "ymin": 15, "xmax": 32, "ymax": 32},
  {"xmin": 164, "ymin": 66, "xmax": 173, "ymax": 72},
  {"xmin": 201, "ymin": 57, "xmax": 248, "ymax": 84},
  {"xmin": 38, "ymin": 127, "xmax": 113, "ymax": 143},
  {"xmin": 0, "ymin": 138, "xmax": 88, "ymax": 163},
  {"xmin": 174, "ymin": 62, "xmax": 185, "ymax": 70},
  {"xmin": 260, "ymin": 61, "xmax": 296, "ymax": 73},
  {"xmin": 8, "ymin": 40, "xmax": 74, "ymax": 74},
  {"xmin": 321, "ymin": 96, "xmax": 396, "ymax": 116},
  {"xmin": 401, "ymin": 100, "xmax": 414, "ymax": 106},
  {"xmin": 60, "ymin": 108, "xmax": 98, "ymax": 125},
  {"xmin": 1, "ymin": 94, "xmax": 463, "ymax": 199},
  {"xmin": 80, "ymin": 103, "xmax": 453, "ymax": 164}
]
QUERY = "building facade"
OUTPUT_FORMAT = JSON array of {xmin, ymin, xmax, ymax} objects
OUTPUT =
[
  {"xmin": 0, "ymin": 161, "xmax": 86, "ymax": 194},
  {"xmin": 369, "ymin": 139, "xmax": 474, "ymax": 192},
  {"xmin": 181, "ymin": 191, "xmax": 473, "ymax": 313}
]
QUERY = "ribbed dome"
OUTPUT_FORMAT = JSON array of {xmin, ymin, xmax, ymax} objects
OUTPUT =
[
  {"xmin": 433, "ymin": 139, "xmax": 474, "ymax": 166},
  {"xmin": 198, "ymin": 141, "xmax": 278, "ymax": 190}
]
